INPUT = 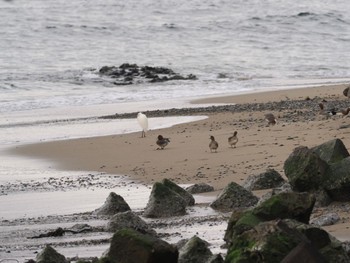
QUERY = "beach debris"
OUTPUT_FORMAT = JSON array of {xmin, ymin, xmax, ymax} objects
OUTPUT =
[
  {"xmin": 93, "ymin": 192, "xmax": 131, "ymax": 216},
  {"xmin": 178, "ymin": 235, "xmax": 220, "ymax": 263},
  {"xmin": 311, "ymin": 212, "xmax": 340, "ymax": 227},
  {"xmin": 210, "ymin": 182, "xmax": 258, "ymax": 211},
  {"xmin": 228, "ymin": 131, "xmax": 238, "ymax": 148},
  {"xmin": 242, "ymin": 168, "xmax": 285, "ymax": 191},
  {"xmin": 209, "ymin": 135, "xmax": 219, "ymax": 153},
  {"xmin": 99, "ymin": 63, "xmax": 197, "ymax": 85},
  {"xmin": 106, "ymin": 211, "xmax": 157, "ymax": 236},
  {"xmin": 156, "ymin": 134, "xmax": 170, "ymax": 150},
  {"xmin": 29, "ymin": 224, "xmax": 93, "ymax": 239},
  {"xmin": 143, "ymin": 181, "xmax": 187, "ymax": 218},
  {"xmin": 101, "ymin": 228, "xmax": 178, "ymax": 263},
  {"xmin": 137, "ymin": 112, "xmax": 148, "ymax": 138},
  {"xmin": 36, "ymin": 245, "xmax": 68, "ymax": 263},
  {"xmin": 185, "ymin": 183, "xmax": 214, "ymax": 194}
]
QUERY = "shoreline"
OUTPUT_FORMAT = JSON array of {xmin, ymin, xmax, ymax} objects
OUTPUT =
[
  {"xmin": 3, "ymin": 82, "xmax": 350, "ymax": 261},
  {"xmin": 8, "ymin": 83, "xmax": 350, "ymax": 191}
]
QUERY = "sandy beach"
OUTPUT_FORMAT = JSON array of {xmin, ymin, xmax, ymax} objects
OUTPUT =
[{"xmin": 3, "ymin": 83, "xmax": 350, "ymax": 261}]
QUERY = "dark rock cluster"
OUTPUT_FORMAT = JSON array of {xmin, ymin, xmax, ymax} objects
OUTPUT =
[{"xmin": 99, "ymin": 63, "xmax": 197, "ymax": 85}]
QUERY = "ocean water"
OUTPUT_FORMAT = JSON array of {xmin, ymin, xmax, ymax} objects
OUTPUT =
[{"xmin": 1, "ymin": 0, "xmax": 350, "ymax": 216}]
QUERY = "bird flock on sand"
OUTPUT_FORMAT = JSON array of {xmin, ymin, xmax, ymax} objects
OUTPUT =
[{"xmin": 135, "ymin": 86, "xmax": 350, "ymax": 152}]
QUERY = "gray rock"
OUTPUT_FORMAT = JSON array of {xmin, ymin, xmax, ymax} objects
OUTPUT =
[
  {"xmin": 102, "ymin": 228, "xmax": 178, "ymax": 263},
  {"xmin": 144, "ymin": 182, "xmax": 187, "ymax": 218},
  {"xmin": 311, "ymin": 138, "xmax": 349, "ymax": 164},
  {"xmin": 186, "ymin": 183, "xmax": 214, "ymax": 194},
  {"xmin": 311, "ymin": 212, "xmax": 340, "ymax": 227},
  {"xmin": 258, "ymin": 182, "xmax": 292, "ymax": 205},
  {"xmin": 178, "ymin": 235, "xmax": 213, "ymax": 263},
  {"xmin": 284, "ymin": 146, "xmax": 329, "ymax": 192},
  {"xmin": 210, "ymin": 182, "xmax": 258, "ymax": 211},
  {"xmin": 162, "ymin": 178, "xmax": 195, "ymax": 206},
  {"xmin": 243, "ymin": 169, "xmax": 285, "ymax": 191},
  {"xmin": 106, "ymin": 210, "xmax": 157, "ymax": 236},
  {"xmin": 325, "ymin": 157, "xmax": 350, "ymax": 201},
  {"xmin": 93, "ymin": 192, "xmax": 130, "ymax": 216},
  {"xmin": 36, "ymin": 245, "xmax": 68, "ymax": 263},
  {"xmin": 207, "ymin": 254, "xmax": 224, "ymax": 263}
]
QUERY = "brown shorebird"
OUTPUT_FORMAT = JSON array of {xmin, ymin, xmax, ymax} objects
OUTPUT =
[
  {"xmin": 337, "ymin": 107, "xmax": 350, "ymax": 117},
  {"xmin": 228, "ymin": 131, "xmax": 238, "ymax": 148},
  {"xmin": 209, "ymin": 135, "xmax": 219, "ymax": 153},
  {"xmin": 156, "ymin": 135, "xmax": 170, "ymax": 150},
  {"xmin": 343, "ymin": 86, "xmax": 350, "ymax": 98},
  {"xmin": 265, "ymin": 113, "xmax": 277, "ymax": 126},
  {"xmin": 318, "ymin": 103, "xmax": 336, "ymax": 117}
]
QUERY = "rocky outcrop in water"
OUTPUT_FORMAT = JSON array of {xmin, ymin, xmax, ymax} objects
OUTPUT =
[
  {"xmin": 36, "ymin": 245, "xmax": 68, "ymax": 263},
  {"xmin": 93, "ymin": 192, "xmax": 130, "ymax": 216},
  {"xmin": 99, "ymin": 63, "xmax": 197, "ymax": 85},
  {"xmin": 106, "ymin": 210, "xmax": 157, "ymax": 236},
  {"xmin": 186, "ymin": 183, "xmax": 214, "ymax": 194},
  {"xmin": 178, "ymin": 235, "xmax": 223, "ymax": 263},
  {"xmin": 210, "ymin": 182, "xmax": 258, "ymax": 212},
  {"xmin": 144, "ymin": 181, "xmax": 187, "ymax": 218},
  {"xmin": 102, "ymin": 228, "xmax": 178, "ymax": 263},
  {"xmin": 242, "ymin": 169, "xmax": 285, "ymax": 191}
]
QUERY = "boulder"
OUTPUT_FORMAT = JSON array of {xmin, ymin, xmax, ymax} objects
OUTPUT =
[
  {"xmin": 311, "ymin": 212, "xmax": 340, "ymax": 227},
  {"xmin": 93, "ymin": 192, "xmax": 130, "ymax": 216},
  {"xmin": 225, "ymin": 219, "xmax": 350, "ymax": 263},
  {"xmin": 311, "ymin": 138, "xmax": 349, "ymax": 164},
  {"xmin": 106, "ymin": 211, "xmax": 157, "ymax": 236},
  {"xmin": 325, "ymin": 157, "xmax": 350, "ymax": 201},
  {"xmin": 102, "ymin": 228, "xmax": 178, "ymax": 263},
  {"xmin": 253, "ymin": 192, "xmax": 315, "ymax": 224},
  {"xmin": 284, "ymin": 146, "xmax": 329, "ymax": 192},
  {"xmin": 36, "ymin": 245, "xmax": 68, "ymax": 263},
  {"xmin": 162, "ymin": 178, "xmax": 195, "ymax": 206},
  {"xmin": 178, "ymin": 235, "xmax": 213, "ymax": 263},
  {"xmin": 210, "ymin": 182, "xmax": 258, "ymax": 211},
  {"xmin": 186, "ymin": 183, "xmax": 214, "ymax": 194},
  {"xmin": 143, "ymin": 182, "xmax": 187, "ymax": 218},
  {"xmin": 224, "ymin": 192, "xmax": 316, "ymax": 245},
  {"xmin": 257, "ymin": 182, "xmax": 292, "ymax": 205},
  {"xmin": 281, "ymin": 241, "xmax": 327, "ymax": 263},
  {"xmin": 242, "ymin": 169, "xmax": 285, "ymax": 191}
]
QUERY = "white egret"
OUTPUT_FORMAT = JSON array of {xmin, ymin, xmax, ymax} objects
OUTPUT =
[{"xmin": 137, "ymin": 112, "xmax": 148, "ymax": 138}]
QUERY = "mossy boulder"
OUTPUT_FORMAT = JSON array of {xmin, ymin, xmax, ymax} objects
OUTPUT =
[
  {"xmin": 178, "ymin": 235, "xmax": 213, "ymax": 263},
  {"xmin": 102, "ymin": 228, "xmax": 178, "ymax": 263},
  {"xmin": 162, "ymin": 178, "xmax": 195, "ymax": 206},
  {"xmin": 225, "ymin": 219, "xmax": 350, "ymax": 263},
  {"xmin": 143, "ymin": 182, "xmax": 187, "ymax": 218},
  {"xmin": 284, "ymin": 146, "xmax": 329, "ymax": 192},
  {"xmin": 93, "ymin": 192, "xmax": 130, "ymax": 216},
  {"xmin": 210, "ymin": 182, "xmax": 258, "ymax": 211},
  {"xmin": 311, "ymin": 138, "xmax": 349, "ymax": 164},
  {"xmin": 324, "ymin": 157, "xmax": 350, "ymax": 201},
  {"xmin": 224, "ymin": 192, "xmax": 315, "ymax": 246},
  {"xmin": 106, "ymin": 211, "xmax": 156, "ymax": 236},
  {"xmin": 253, "ymin": 192, "xmax": 315, "ymax": 224},
  {"xmin": 36, "ymin": 245, "xmax": 68, "ymax": 263},
  {"xmin": 186, "ymin": 183, "xmax": 214, "ymax": 194}
]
